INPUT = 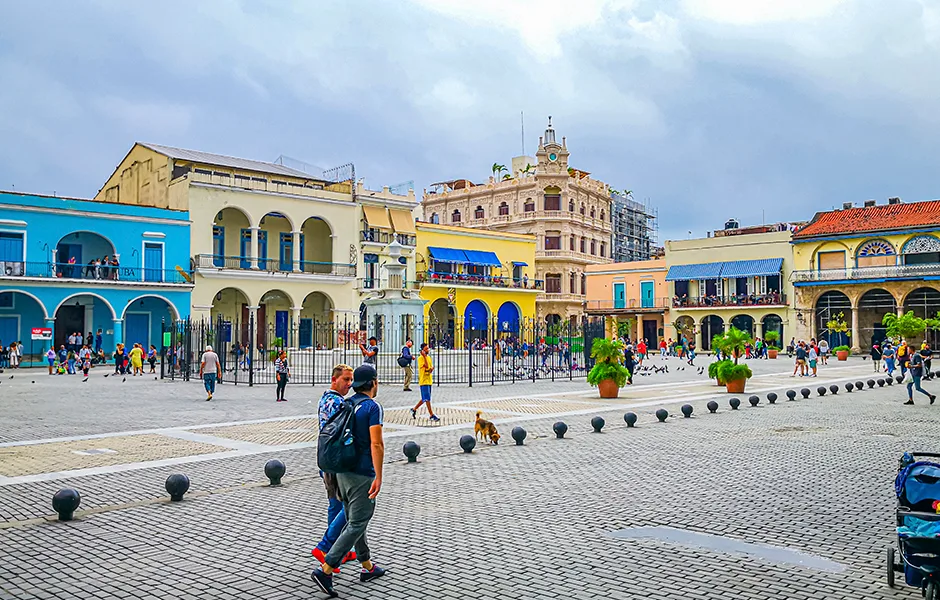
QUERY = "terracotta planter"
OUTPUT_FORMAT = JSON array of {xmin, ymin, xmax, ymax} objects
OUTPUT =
[
  {"xmin": 768, "ymin": 349, "xmax": 778, "ymax": 359},
  {"xmin": 598, "ymin": 378, "xmax": 620, "ymax": 399},
  {"xmin": 836, "ymin": 350, "xmax": 849, "ymax": 361},
  {"xmin": 725, "ymin": 378, "xmax": 747, "ymax": 393}
]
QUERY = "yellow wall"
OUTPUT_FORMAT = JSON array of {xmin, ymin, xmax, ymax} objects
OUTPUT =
[
  {"xmin": 791, "ymin": 233, "xmax": 933, "ymax": 271},
  {"xmin": 415, "ymin": 222, "xmax": 539, "ymax": 322},
  {"xmin": 94, "ymin": 145, "xmax": 178, "ymax": 210}
]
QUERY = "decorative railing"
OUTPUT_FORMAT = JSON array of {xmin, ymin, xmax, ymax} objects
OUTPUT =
[
  {"xmin": 360, "ymin": 230, "xmax": 416, "ymax": 246},
  {"xmin": 670, "ymin": 294, "xmax": 787, "ymax": 308},
  {"xmin": 586, "ymin": 297, "xmax": 671, "ymax": 311},
  {"xmin": 790, "ymin": 264, "xmax": 940, "ymax": 282},
  {"xmin": 194, "ymin": 254, "xmax": 355, "ymax": 277},
  {"xmin": 357, "ymin": 278, "xmax": 420, "ymax": 291},
  {"xmin": 539, "ymin": 292, "xmax": 585, "ymax": 302},
  {"xmin": 0, "ymin": 261, "xmax": 191, "ymax": 284},
  {"xmin": 418, "ymin": 271, "xmax": 544, "ymax": 290}
]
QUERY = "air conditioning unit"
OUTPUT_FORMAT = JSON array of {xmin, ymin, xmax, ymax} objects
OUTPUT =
[
  {"xmin": 888, "ymin": 197, "xmax": 901, "ymax": 205},
  {"xmin": 864, "ymin": 200, "xmax": 876, "ymax": 207},
  {"xmin": 842, "ymin": 202, "xmax": 853, "ymax": 209}
]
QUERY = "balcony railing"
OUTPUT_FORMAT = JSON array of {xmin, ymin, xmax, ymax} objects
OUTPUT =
[
  {"xmin": 791, "ymin": 264, "xmax": 940, "ymax": 282},
  {"xmin": 194, "ymin": 254, "xmax": 355, "ymax": 277},
  {"xmin": 537, "ymin": 249, "xmax": 608, "ymax": 262},
  {"xmin": 357, "ymin": 278, "xmax": 420, "ymax": 291},
  {"xmin": 586, "ymin": 297, "xmax": 671, "ymax": 311},
  {"xmin": 0, "ymin": 261, "xmax": 191, "ymax": 284},
  {"xmin": 360, "ymin": 230, "xmax": 416, "ymax": 246},
  {"xmin": 671, "ymin": 293, "xmax": 787, "ymax": 308},
  {"xmin": 418, "ymin": 271, "xmax": 544, "ymax": 290},
  {"xmin": 538, "ymin": 292, "xmax": 585, "ymax": 302}
]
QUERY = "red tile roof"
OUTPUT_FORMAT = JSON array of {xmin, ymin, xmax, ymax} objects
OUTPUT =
[{"xmin": 793, "ymin": 200, "xmax": 940, "ymax": 239}]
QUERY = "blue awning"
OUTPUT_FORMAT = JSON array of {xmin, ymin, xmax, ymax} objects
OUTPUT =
[
  {"xmin": 463, "ymin": 250, "xmax": 501, "ymax": 267},
  {"xmin": 720, "ymin": 258, "xmax": 783, "ymax": 278},
  {"xmin": 428, "ymin": 247, "xmax": 468, "ymax": 263},
  {"xmin": 665, "ymin": 262, "xmax": 724, "ymax": 281},
  {"xmin": 512, "ymin": 261, "xmax": 528, "ymax": 267}
]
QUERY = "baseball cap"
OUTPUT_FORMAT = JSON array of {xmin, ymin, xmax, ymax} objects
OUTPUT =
[{"xmin": 352, "ymin": 364, "xmax": 377, "ymax": 389}]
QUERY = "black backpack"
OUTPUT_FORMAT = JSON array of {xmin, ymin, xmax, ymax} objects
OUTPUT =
[{"xmin": 317, "ymin": 397, "xmax": 361, "ymax": 473}]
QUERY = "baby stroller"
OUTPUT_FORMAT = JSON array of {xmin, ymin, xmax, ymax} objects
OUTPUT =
[{"xmin": 889, "ymin": 452, "xmax": 940, "ymax": 597}]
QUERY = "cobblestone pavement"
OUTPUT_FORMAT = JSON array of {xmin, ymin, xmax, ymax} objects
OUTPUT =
[{"xmin": 0, "ymin": 357, "xmax": 933, "ymax": 598}]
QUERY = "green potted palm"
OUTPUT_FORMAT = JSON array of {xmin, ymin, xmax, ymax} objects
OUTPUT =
[
  {"xmin": 718, "ymin": 327, "xmax": 753, "ymax": 393},
  {"xmin": 708, "ymin": 334, "xmax": 731, "ymax": 385},
  {"xmin": 587, "ymin": 338, "xmax": 631, "ymax": 399},
  {"xmin": 765, "ymin": 331, "xmax": 780, "ymax": 359},
  {"xmin": 825, "ymin": 312, "xmax": 850, "ymax": 360}
]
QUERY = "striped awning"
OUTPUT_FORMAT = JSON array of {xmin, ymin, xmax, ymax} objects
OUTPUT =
[
  {"xmin": 388, "ymin": 209, "xmax": 416, "ymax": 234},
  {"xmin": 719, "ymin": 258, "xmax": 783, "ymax": 278},
  {"xmin": 665, "ymin": 262, "xmax": 724, "ymax": 281},
  {"xmin": 362, "ymin": 205, "xmax": 391, "ymax": 230}
]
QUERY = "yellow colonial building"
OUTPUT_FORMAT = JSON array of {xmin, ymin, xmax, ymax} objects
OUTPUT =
[
  {"xmin": 664, "ymin": 220, "xmax": 799, "ymax": 350},
  {"xmin": 790, "ymin": 198, "xmax": 940, "ymax": 351},
  {"xmin": 96, "ymin": 143, "xmax": 412, "ymax": 349},
  {"xmin": 414, "ymin": 222, "xmax": 540, "ymax": 343}
]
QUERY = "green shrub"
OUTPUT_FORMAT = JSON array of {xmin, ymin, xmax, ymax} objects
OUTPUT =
[
  {"xmin": 708, "ymin": 360, "xmax": 730, "ymax": 380},
  {"xmin": 832, "ymin": 345, "xmax": 851, "ymax": 355},
  {"xmin": 764, "ymin": 331, "xmax": 780, "ymax": 348},
  {"xmin": 587, "ymin": 337, "xmax": 631, "ymax": 388},
  {"xmin": 717, "ymin": 361, "xmax": 752, "ymax": 382}
]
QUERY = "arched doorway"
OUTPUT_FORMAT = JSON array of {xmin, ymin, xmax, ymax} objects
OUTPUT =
[
  {"xmin": 209, "ymin": 207, "xmax": 252, "ymax": 268},
  {"xmin": 700, "ymin": 315, "xmax": 724, "ymax": 350},
  {"xmin": 54, "ymin": 293, "xmax": 116, "ymax": 351},
  {"xmin": 122, "ymin": 295, "xmax": 179, "ymax": 349},
  {"xmin": 259, "ymin": 212, "xmax": 294, "ymax": 271},
  {"xmin": 210, "ymin": 287, "xmax": 250, "ymax": 349},
  {"xmin": 496, "ymin": 302, "xmax": 521, "ymax": 335},
  {"xmin": 300, "ymin": 217, "xmax": 333, "ymax": 273},
  {"xmin": 301, "ymin": 291, "xmax": 334, "ymax": 349},
  {"xmin": 674, "ymin": 316, "xmax": 695, "ymax": 344},
  {"xmin": 259, "ymin": 289, "xmax": 294, "ymax": 348},
  {"xmin": 815, "ymin": 290, "xmax": 851, "ymax": 346},
  {"xmin": 858, "ymin": 289, "xmax": 896, "ymax": 349},
  {"xmin": 904, "ymin": 287, "xmax": 940, "ymax": 347},
  {"xmin": 0, "ymin": 291, "xmax": 49, "ymax": 363},
  {"xmin": 545, "ymin": 313, "xmax": 562, "ymax": 326},
  {"xmin": 429, "ymin": 298, "xmax": 455, "ymax": 348},
  {"xmin": 464, "ymin": 300, "xmax": 490, "ymax": 343},
  {"xmin": 55, "ymin": 232, "xmax": 116, "ymax": 279},
  {"xmin": 761, "ymin": 314, "xmax": 783, "ymax": 345},
  {"xmin": 730, "ymin": 314, "xmax": 754, "ymax": 338}
]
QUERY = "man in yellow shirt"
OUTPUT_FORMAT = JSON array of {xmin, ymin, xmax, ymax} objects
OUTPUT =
[{"xmin": 411, "ymin": 342, "xmax": 440, "ymax": 422}]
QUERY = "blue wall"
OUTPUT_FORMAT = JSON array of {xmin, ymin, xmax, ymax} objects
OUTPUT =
[{"xmin": 0, "ymin": 191, "xmax": 191, "ymax": 359}]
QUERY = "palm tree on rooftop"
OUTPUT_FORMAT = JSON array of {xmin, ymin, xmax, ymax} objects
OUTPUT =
[{"xmin": 492, "ymin": 163, "xmax": 507, "ymax": 180}]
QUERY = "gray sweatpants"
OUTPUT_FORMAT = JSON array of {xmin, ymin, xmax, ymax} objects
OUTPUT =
[{"xmin": 323, "ymin": 472, "xmax": 375, "ymax": 568}]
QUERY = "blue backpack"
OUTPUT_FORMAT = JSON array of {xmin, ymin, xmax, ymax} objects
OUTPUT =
[{"xmin": 317, "ymin": 397, "xmax": 362, "ymax": 473}]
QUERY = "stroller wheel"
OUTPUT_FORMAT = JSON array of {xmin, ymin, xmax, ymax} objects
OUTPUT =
[
  {"xmin": 886, "ymin": 546, "xmax": 895, "ymax": 588},
  {"xmin": 928, "ymin": 579, "xmax": 939, "ymax": 600}
]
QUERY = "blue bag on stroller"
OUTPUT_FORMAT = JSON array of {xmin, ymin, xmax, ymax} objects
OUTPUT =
[{"xmin": 889, "ymin": 452, "xmax": 940, "ymax": 597}]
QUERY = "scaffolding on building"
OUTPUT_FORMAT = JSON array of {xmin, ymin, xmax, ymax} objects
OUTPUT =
[{"xmin": 610, "ymin": 192, "xmax": 658, "ymax": 263}]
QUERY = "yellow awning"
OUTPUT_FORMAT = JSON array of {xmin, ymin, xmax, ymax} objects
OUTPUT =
[
  {"xmin": 389, "ymin": 209, "xmax": 416, "ymax": 234},
  {"xmin": 362, "ymin": 205, "xmax": 392, "ymax": 230}
]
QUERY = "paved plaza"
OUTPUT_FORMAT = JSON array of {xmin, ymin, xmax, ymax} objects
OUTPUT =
[{"xmin": 0, "ymin": 356, "xmax": 935, "ymax": 598}]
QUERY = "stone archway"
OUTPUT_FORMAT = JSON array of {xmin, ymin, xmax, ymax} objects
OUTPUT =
[
  {"xmin": 815, "ymin": 290, "xmax": 851, "ymax": 346},
  {"xmin": 700, "ymin": 315, "xmax": 724, "ymax": 350},
  {"xmin": 857, "ymin": 289, "xmax": 896, "ymax": 349}
]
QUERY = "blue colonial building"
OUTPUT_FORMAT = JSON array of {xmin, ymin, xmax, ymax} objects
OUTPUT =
[{"xmin": 0, "ymin": 190, "xmax": 192, "ymax": 361}]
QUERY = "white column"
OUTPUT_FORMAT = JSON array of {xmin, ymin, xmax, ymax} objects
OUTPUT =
[
  {"xmin": 292, "ymin": 231, "xmax": 302, "ymax": 273},
  {"xmin": 84, "ymin": 305, "xmax": 94, "ymax": 340},
  {"xmin": 290, "ymin": 306, "xmax": 302, "ymax": 348},
  {"xmin": 851, "ymin": 306, "xmax": 861, "ymax": 353},
  {"xmin": 636, "ymin": 314, "xmax": 643, "ymax": 342},
  {"xmin": 51, "ymin": 248, "xmax": 58, "ymax": 273},
  {"xmin": 249, "ymin": 227, "xmax": 259, "ymax": 270}
]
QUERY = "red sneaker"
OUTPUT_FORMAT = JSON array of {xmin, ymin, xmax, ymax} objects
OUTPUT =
[
  {"xmin": 311, "ymin": 548, "xmax": 340, "ymax": 574},
  {"xmin": 343, "ymin": 551, "xmax": 357, "ymax": 564}
]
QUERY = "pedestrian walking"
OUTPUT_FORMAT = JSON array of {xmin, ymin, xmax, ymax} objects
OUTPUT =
[
  {"xmin": 807, "ymin": 344, "xmax": 818, "ymax": 377},
  {"xmin": 871, "ymin": 343, "xmax": 882, "ymax": 372},
  {"xmin": 687, "ymin": 340, "xmax": 696, "ymax": 366},
  {"xmin": 46, "ymin": 347, "xmax": 55, "ymax": 375},
  {"xmin": 148, "ymin": 345, "xmax": 158, "ymax": 373},
  {"xmin": 904, "ymin": 348, "xmax": 936, "ymax": 406},
  {"xmin": 884, "ymin": 342, "xmax": 897, "ymax": 375},
  {"xmin": 818, "ymin": 339, "xmax": 829, "ymax": 365},
  {"xmin": 95, "ymin": 329, "xmax": 103, "ymax": 354},
  {"xmin": 791, "ymin": 342, "xmax": 807, "ymax": 377},
  {"xmin": 129, "ymin": 343, "xmax": 144, "ymax": 376},
  {"xmin": 399, "ymin": 339, "xmax": 414, "ymax": 392},
  {"xmin": 274, "ymin": 350, "xmax": 290, "ymax": 402},
  {"xmin": 313, "ymin": 364, "xmax": 357, "ymax": 568},
  {"xmin": 199, "ymin": 345, "xmax": 220, "ymax": 401},
  {"xmin": 411, "ymin": 343, "xmax": 439, "ymax": 421},
  {"xmin": 311, "ymin": 364, "xmax": 387, "ymax": 597}
]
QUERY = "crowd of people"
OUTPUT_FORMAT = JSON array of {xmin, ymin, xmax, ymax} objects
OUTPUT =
[
  {"xmin": 672, "ymin": 291, "xmax": 783, "ymax": 307},
  {"xmin": 58, "ymin": 255, "xmax": 121, "ymax": 280}
]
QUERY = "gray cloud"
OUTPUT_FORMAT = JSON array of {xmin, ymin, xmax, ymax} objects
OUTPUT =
[{"xmin": 0, "ymin": 0, "xmax": 937, "ymax": 242}]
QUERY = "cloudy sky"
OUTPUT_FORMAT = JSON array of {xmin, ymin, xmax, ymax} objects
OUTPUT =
[{"xmin": 1, "ymin": 0, "xmax": 938, "ymax": 241}]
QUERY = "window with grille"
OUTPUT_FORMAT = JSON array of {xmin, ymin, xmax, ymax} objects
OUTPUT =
[
  {"xmin": 580, "ymin": 237, "xmax": 586, "ymax": 253},
  {"xmin": 474, "ymin": 206, "xmax": 484, "ymax": 219},
  {"xmin": 546, "ymin": 274, "xmax": 562, "ymax": 293},
  {"xmin": 569, "ymin": 272, "xmax": 577, "ymax": 293},
  {"xmin": 569, "ymin": 235, "xmax": 575, "ymax": 251},
  {"xmin": 498, "ymin": 202, "xmax": 509, "ymax": 216},
  {"xmin": 590, "ymin": 240, "xmax": 596, "ymax": 255},
  {"xmin": 544, "ymin": 194, "xmax": 561, "ymax": 211},
  {"xmin": 545, "ymin": 234, "xmax": 561, "ymax": 250},
  {"xmin": 524, "ymin": 198, "xmax": 535, "ymax": 212},
  {"xmin": 452, "ymin": 210, "xmax": 461, "ymax": 223}
]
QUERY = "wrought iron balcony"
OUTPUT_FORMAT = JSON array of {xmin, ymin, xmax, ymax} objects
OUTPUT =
[
  {"xmin": 193, "ymin": 254, "xmax": 355, "ymax": 277},
  {"xmin": 790, "ymin": 264, "xmax": 940, "ymax": 283},
  {"xmin": 418, "ymin": 271, "xmax": 544, "ymax": 290},
  {"xmin": 0, "ymin": 261, "xmax": 192, "ymax": 284},
  {"xmin": 360, "ymin": 230, "xmax": 416, "ymax": 246},
  {"xmin": 669, "ymin": 294, "xmax": 787, "ymax": 308},
  {"xmin": 586, "ymin": 297, "xmax": 671, "ymax": 312}
]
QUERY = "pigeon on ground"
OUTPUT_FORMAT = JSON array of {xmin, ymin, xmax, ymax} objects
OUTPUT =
[
  {"xmin": 122, "ymin": 377, "xmax": 126, "ymax": 382},
  {"xmin": 82, "ymin": 377, "xmax": 88, "ymax": 382},
  {"xmin": 8, "ymin": 376, "xmax": 12, "ymax": 379},
  {"xmin": 31, "ymin": 381, "xmax": 35, "ymax": 384},
  {"xmin": 104, "ymin": 373, "xmax": 110, "ymax": 378}
]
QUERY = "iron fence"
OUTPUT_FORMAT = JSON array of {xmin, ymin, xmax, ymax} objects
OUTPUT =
[{"xmin": 161, "ymin": 315, "xmax": 605, "ymax": 386}]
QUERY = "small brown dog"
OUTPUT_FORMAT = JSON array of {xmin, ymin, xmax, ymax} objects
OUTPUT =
[{"xmin": 474, "ymin": 411, "xmax": 500, "ymax": 444}]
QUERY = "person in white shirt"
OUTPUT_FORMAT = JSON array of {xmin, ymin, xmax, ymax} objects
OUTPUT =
[{"xmin": 199, "ymin": 345, "xmax": 221, "ymax": 401}]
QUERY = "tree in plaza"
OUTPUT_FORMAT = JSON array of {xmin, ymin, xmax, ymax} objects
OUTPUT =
[
  {"xmin": 825, "ymin": 311, "xmax": 850, "ymax": 347},
  {"xmin": 882, "ymin": 311, "xmax": 934, "ymax": 342},
  {"xmin": 764, "ymin": 330, "xmax": 780, "ymax": 348},
  {"xmin": 720, "ymin": 326, "xmax": 752, "ymax": 364}
]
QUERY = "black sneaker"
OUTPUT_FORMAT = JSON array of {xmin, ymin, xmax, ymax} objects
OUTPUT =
[
  {"xmin": 311, "ymin": 569, "xmax": 337, "ymax": 597},
  {"xmin": 410, "ymin": 408, "xmax": 416, "ymax": 419},
  {"xmin": 931, "ymin": 395, "xmax": 937, "ymax": 405},
  {"xmin": 903, "ymin": 400, "xmax": 915, "ymax": 405},
  {"xmin": 360, "ymin": 564, "xmax": 387, "ymax": 583}
]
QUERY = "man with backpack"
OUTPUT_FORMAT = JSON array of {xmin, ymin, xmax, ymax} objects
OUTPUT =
[
  {"xmin": 313, "ymin": 364, "xmax": 387, "ymax": 597},
  {"xmin": 399, "ymin": 339, "xmax": 414, "ymax": 392}
]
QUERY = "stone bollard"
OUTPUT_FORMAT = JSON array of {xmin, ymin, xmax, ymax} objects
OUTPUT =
[
  {"xmin": 707, "ymin": 400, "xmax": 719, "ymax": 413},
  {"xmin": 403, "ymin": 441, "xmax": 421, "ymax": 463},
  {"xmin": 264, "ymin": 460, "xmax": 286, "ymax": 486},
  {"xmin": 52, "ymin": 488, "xmax": 81, "ymax": 521},
  {"xmin": 624, "ymin": 412, "xmax": 638, "ymax": 427},
  {"xmin": 553, "ymin": 422, "xmax": 568, "ymax": 439},
  {"xmin": 786, "ymin": 390, "xmax": 797, "ymax": 401},
  {"xmin": 748, "ymin": 395, "xmax": 760, "ymax": 407},
  {"xmin": 729, "ymin": 398, "xmax": 740, "ymax": 410},
  {"xmin": 867, "ymin": 379, "xmax": 876, "ymax": 388},
  {"xmin": 511, "ymin": 426, "xmax": 527, "ymax": 445},
  {"xmin": 655, "ymin": 409, "xmax": 669, "ymax": 422},
  {"xmin": 459, "ymin": 434, "xmax": 476, "ymax": 453},
  {"xmin": 855, "ymin": 381, "xmax": 864, "ymax": 391},
  {"xmin": 829, "ymin": 384, "xmax": 839, "ymax": 395},
  {"xmin": 878, "ymin": 378, "xmax": 885, "ymax": 387},
  {"xmin": 845, "ymin": 383, "xmax": 854, "ymax": 393},
  {"xmin": 886, "ymin": 377, "xmax": 894, "ymax": 386},
  {"xmin": 165, "ymin": 474, "xmax": 190, "ymax": 502},
  {"xmin": 801, "ymin": 388, "xmax": 811, "ymax": 398},
  {"xmin": 681, "ymin": 404, "xmax": 693, "ymax": 418},
  {"xmin": 767, "ymin": 392, "xmax": 777, "ymax": 404},
  {"xmin": 896, "ymin": 375, "xmax": 904, "ymax": 384},
  {"xmin": 591, "ymin": 416, "xmax": 605, "ymax": 433},
  {"xmin": 817, "ymin": 386, "xmax": 827, "ymax": 396}
]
